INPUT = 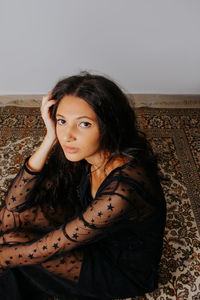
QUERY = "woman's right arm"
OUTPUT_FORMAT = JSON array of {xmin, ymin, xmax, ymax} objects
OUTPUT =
[
  {"xmin": 26, "ymin": 91, "xmax": 57, "ymax": 172},
  {"xmin": 5, "ymin": 92, "xmax": 57, "ymax": 212}
]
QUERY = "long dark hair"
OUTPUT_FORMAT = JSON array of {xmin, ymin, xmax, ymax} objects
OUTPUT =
[{"xmin": 42, "ymin": 72, "xmax": 158, "ymax": 218}]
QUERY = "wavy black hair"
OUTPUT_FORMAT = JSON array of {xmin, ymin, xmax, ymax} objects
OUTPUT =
[{"xmin": 42, "ymin": 72, "xmax": 159, "ymax": 218}]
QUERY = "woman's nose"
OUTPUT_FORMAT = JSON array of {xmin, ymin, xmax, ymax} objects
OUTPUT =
[{"xmin": 63, "ymin": 129, "xmax": 76, "ymax": 142}]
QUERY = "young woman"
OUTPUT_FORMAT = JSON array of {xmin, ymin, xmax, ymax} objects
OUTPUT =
[{"xmin": 0, "ymin": 72, "xmax": 166, "ymax": 300}]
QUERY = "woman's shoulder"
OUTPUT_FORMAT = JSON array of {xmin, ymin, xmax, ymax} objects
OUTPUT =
[
  {"xmin": 106, "ymin": 155, "xmax": 143, "ymax": 176},
  {"xmin": 105, "ymin": 155, "xmax": 156, "ymax": 191},
  {"xmin": 103, "ymin": 156, "xmax": 142, "ymax": 184},
  {"xmin": 108, "ymin": 156, "xmax": 133, "ymax": 171},
  {"xmin": 103, "ymin": 156, "xmax": 164, "ymax": 208}
]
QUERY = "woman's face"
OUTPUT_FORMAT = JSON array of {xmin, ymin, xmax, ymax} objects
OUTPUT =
[{"xmin": 56, "ymin": 95, "xmax": 101, "ymax": 163}]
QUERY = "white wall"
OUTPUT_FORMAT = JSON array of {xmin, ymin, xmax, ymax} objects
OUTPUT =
[{"xmin": 0, "ymin": 0, "xmax": 200, "ymax": 94}]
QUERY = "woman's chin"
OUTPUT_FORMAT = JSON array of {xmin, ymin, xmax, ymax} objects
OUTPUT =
[{"xmin": 63, "ymin": 153, "xmax": 82, "ymax": 162}]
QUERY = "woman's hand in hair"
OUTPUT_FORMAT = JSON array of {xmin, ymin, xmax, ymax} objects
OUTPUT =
[{"xmin": 41, "ymin": 92, "xmax": 57, "ymax": 143}]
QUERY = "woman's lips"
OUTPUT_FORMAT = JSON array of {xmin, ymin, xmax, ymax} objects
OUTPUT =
[{"xmin": 63, "ymin": 146, "xmax": 79, "ymax": 153}]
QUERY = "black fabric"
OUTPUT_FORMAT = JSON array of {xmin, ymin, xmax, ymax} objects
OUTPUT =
[{"xmin": 0, "ymin": 156, "xmax": 166, "ymax": 299}]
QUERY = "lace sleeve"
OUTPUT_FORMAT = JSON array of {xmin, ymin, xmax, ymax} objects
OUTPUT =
[
  {"xmin": 5, "ymin": 157, "xmax": 45, "ymax": 213},
  {"xmin": 0, "ymin": 171, "xmax": 155, "ymax": 269}
]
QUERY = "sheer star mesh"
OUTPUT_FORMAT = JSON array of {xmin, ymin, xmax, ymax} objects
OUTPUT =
[{"xmin": 0, "ymin": 157, "xmax": 158, "ymax": 284}]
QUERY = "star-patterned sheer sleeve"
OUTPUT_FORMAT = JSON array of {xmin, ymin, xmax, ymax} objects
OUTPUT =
[
  {"xmin": 0, "ymin": 157, "xmax": 47, "ymax": 236},
  {"xmin": 5, "ymin": 156, "xmax": 45, "ymax": 213},
  {"xmin": 0, "ymin": 164, "xmax": 156, "ymax": 281}
]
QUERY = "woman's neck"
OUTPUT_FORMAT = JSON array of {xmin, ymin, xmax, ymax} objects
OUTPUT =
[
  {"xmin": 88, "ymin": 155, "xmax": 132, "ymax": 199},
  {"xmin": 89, "ymin": 154, "xmax": 132, "ymax": 179},
  {"xmin": 86, "ymin": 151, "xmax": 110, "ymax": 173}
]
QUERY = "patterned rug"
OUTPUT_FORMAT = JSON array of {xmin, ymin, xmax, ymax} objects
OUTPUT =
[{"xmin": 0, "ymin": 106, "xmax": 200, "ymax": 300}]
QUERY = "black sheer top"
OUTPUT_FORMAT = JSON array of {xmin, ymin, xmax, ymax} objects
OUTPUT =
[{"xmin": 0, "ymin": 156, "xmax": 166, "ymax": 290}]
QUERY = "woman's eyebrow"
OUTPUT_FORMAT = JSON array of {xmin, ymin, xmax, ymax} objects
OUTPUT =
[{"xmin": 56, "ymin": 113, "xmax": 95, "ymax": 121}]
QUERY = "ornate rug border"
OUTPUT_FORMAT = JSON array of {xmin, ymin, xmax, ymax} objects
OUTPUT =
[{"xmin": 149, "ymin": 129, "xmax": 200, "ymax": 234}]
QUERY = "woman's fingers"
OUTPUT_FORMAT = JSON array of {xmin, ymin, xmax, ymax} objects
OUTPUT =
[
  {"xmin": 41, "ymin": 91, "xmax": 56, "ymax": 113},
  {"xmin": 40, "ymin": 92, "xmax": 57, "ymax": 141},
  {"xmin": 41, "ymin": 92, "xmax": 55, "ymax": 108},
  {"xmin": 41, "ymin": 99, "xmax": 56, "ymax": 113},
  {"xmin": 41, "ymin": 93, "xmax": 50, "ymax": 106},
  {"xmin": 42, "ymin": 91, "xmax": 53, "ymax": 102}
]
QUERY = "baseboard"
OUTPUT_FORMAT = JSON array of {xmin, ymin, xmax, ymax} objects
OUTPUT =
[
  {"xmin": 0, "ymin": 94, "xmax": 200, "ymax": 108},
  {"xmin": 128, "ymin": 94, "xmax": 200, "ymax": 108}
]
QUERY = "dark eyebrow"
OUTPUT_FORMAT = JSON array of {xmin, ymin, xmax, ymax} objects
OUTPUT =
[{"xmin": 56, "ymin": 113, "xmax": 95, "ymax": 121}]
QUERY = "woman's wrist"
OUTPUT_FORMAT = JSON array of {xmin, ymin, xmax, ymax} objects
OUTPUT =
[
  {"xmin": 44, "ymin": 134, "xmax": 57, "ymax": 145},
  {"xmin": 26, "ymin": 135, "xmax": 57, "ymax": 173}
]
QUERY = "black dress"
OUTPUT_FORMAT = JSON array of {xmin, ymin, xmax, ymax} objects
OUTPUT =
[{"xmin": 0, "ymin": 156, "xmax": 166, "ymax": 300}]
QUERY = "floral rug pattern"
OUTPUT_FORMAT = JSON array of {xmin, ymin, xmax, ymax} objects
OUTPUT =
[{"xmin": 0, "ymin": 106, "xmax": 200, "ymax": 300}]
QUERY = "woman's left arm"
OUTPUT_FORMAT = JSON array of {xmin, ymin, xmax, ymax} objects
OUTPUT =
[{"xmin": 0, "ymin": 178, "xmax": 135, "ymax": 269}]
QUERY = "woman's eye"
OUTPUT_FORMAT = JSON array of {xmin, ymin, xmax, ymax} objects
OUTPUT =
[
  {"xmin": 56, "ymin": 119, "xmax": 66, "ymax": 125},
  {"xmin": 79, "ymin": 121, "xmax": 91, "ymax": 128}
]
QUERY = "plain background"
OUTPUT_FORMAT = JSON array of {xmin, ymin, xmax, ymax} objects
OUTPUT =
[{"xmin": 0, "ymin": 0, "xmax": 200, "ymax": 95}]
